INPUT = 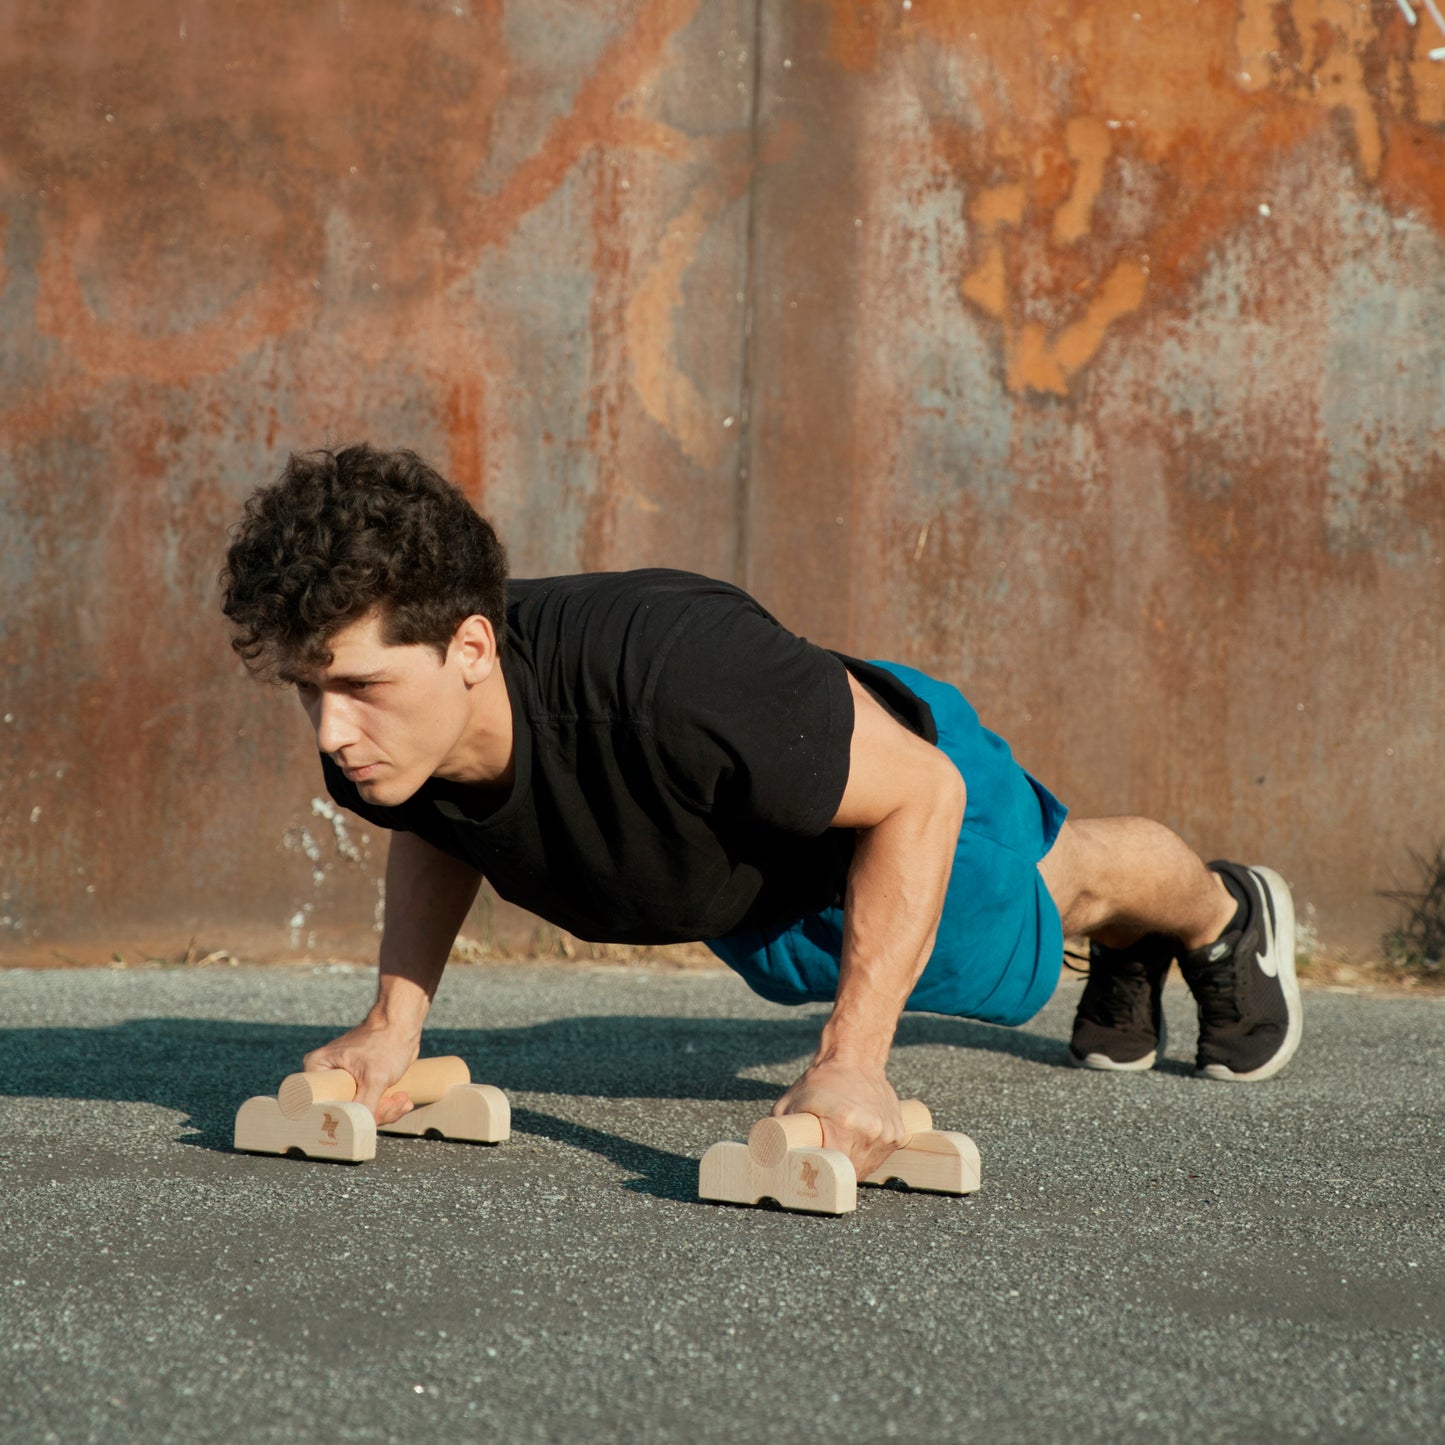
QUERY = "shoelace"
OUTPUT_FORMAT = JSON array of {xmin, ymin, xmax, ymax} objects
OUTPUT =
[
  {"xmin": 1187, "ymin": 935, "xmax": 1244, "ymax": 1023},
  {"xmin": 1080, "ymin": 956, "xmax": 1159, "ymax": 1029}
]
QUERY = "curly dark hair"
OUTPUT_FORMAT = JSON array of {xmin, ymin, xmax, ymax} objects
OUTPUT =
[{"xmin": 220, "ymin": 444, "xmax": 508, "ymax": 680}]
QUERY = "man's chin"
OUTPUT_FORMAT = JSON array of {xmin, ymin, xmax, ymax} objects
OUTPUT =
[{"xmin": 353, "ymin": 774, "xmax": 417, "ymax": 808}]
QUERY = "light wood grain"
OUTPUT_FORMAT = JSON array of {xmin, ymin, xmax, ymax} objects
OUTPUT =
[
  {"xmin": 699, "ymin": 1099, "xmax": 980, "ymax": 1214},
  {"xmin": 276, "ymin": 1055, "xmax": 472, "ymax": 1119},
  {"xmin": 378, "ymin": 1083, "xmax": 511, "ymax": 1144},
  {"xmin": 233, "ymin": 1096, "xmax": 376, "ymax": 1162},
  {"xmin": 861, "ymin": 1130, "xmax": 980, "ymax": 1194},
  {"xmin": 699, "ymin": 1139, "xmax": 857, "ymax": 1214}
]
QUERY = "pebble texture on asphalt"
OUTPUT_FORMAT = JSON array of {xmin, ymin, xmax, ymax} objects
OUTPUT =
[{"xmin": 1, "ymin": 962, "xmax": 1441, "ymax": 1444}]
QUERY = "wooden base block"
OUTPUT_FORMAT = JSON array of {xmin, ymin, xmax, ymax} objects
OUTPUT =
[
  {"xmin": 233, "ymin": 1096, "xmax": 376, "ymax": 1163},
  {"xmin": 698, "ymin": 1101, "xmax": 981, "ymax": 1214},
  {"xmin": 861, "ymin": 1130, "xmax": 981, "ymax": 1195},
  {"xmin": 378, "ymin": 1083, "xmax": 511, "ymax": 1144},
  {"xmin": 698, "ymin": 1140, "xmax": 858, "ymax": 1215}
]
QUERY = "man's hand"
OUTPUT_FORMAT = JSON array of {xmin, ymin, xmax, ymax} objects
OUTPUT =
[
  {"xmin": 301, "ymin": 1017, "xmax": 421, "ymax": 1127},
  {"xmin": 299, "ymin": 831, "xmax": 482, "ymax": 1125},
  {"xmin": 772, "ymin": 1057, "xmax": 907, "ymax": 1183}
]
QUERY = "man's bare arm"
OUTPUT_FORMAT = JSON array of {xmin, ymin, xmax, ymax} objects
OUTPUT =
[
  {"xmin": 301, "ymin": 830, "xmax": 482, "ymax": 1124},
  {"xmin": 772, "ymin": 673, "xmax": 967, "ymax": 1179}
]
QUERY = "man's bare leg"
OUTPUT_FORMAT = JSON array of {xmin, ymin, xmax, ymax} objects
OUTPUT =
[
  {"xmin": 1038, "ymin": 816, "xmax": 1234, "ymax": 949},
  {"xmin": 1039, "ymin": 818, "xmax": 1303, "ymax": 1080}
]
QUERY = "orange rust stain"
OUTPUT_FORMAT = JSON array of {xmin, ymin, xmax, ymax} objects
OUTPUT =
[
  {"xmin": 445, "ymin": 377, "xmax": 486, "ymax": 504},
  {"xmin": 1006, "ymin": 321, "xmax": 1066, "ymax": 397},
  {"xmin": 579, "ymin": 152, "xmax": 635, "ymax": 570},
  {"xmin": 1237, "ymin": 0, "xmax": 1385, "ymax": 178},
  {"xmin": 1028, "ymin": 142, "xmax": 1076, "ymax": 215},
  {"xmin": 455, "ymin": 0, "xmax": 704, "ymax": 257},
  {"xmin": 820, "ymin": 0, "xmax": 889, "ymax": 73},
  {"xmin": 1, "ymin": 0, "xmax": 713, "ymax": 446},
  {"xmin": 1409, "ymin": 43, "xmax": 1445, "ymax": 125},
  {"xmin": 609, "ymin": 116, "xmax": 697, "ymax": 161},
  {"xmin": 971, "ymin": 183, "xmax": 1025, "ymax": 230},
  {"xmin": 1053, "ymin": 116, "xmax": 1110, "ymax": 246},
  {"xmin": 0, "ymin": 374, "xmax": 91, "ymax": 448},
  {"xmin": 961, "ymin": 242, "xmax": 1006, "ymax": 319},
  {"xmin": 1052, "ymin": 258, "xmax": 1147, "ymax": 374},
  {"xmin": 625, "ymin": 175, "xmax": 742, "ymax": 471},
  {"xmin": 1382, "ymin": 122, "xmax": 1445, "ymax": 234},
  {"xmin": 32, "ymin": 220, "xmax": 316, "ymax": 386},
  {"xmin": 821, "ymin": 0, "xmax": 1445, "ymax": 396},
  {"xmin": 962, "ymin": 183, "xmax": 1025, "ymax": 319}
]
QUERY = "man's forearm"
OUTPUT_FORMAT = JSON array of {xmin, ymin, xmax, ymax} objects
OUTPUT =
[
  {"xmin": 818, "ymin": 769, "xmax": 965, "ymax": 1069},
  {"xmin": 774, "ymin": 674, "xmax": 966, "ymax": 1176},
  {"xmin": 370, "ymin": 831, "xmax": 483, "ymax": 1033}
]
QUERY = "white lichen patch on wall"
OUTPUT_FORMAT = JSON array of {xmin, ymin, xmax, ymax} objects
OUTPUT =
[
  {"xmin": 287, "ymin": 904, "xmax": 313, "ymax": 950},
  {"xmin": 278, "ymin": 798, "xmax": 375, "ymax": 947},
  {"xmin": 282, "ymin": 825, "xmax": 326, "ymax": 888},
  {"xmin": 310, "ymin": 796, "xmax": 365, "ymax": 863}
]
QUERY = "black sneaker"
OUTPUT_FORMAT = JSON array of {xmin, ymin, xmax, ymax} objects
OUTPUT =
[
  {"xmin": 1178, "ymin": 861, "xmax": 1302, "ymax": 1081},
  {"xmin": 1068, "ymin": 934, "xmax": 1175, "ymax": 1071}
]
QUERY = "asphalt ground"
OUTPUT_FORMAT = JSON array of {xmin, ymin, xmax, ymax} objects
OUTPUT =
[{"xmin": 1, "ymin": 960, "xmax": 1442, "ymax": 1445}]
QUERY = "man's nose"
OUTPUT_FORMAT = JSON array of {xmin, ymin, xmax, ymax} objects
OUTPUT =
[{"xmin": 313, "ymin": 694, "xmax": 358, "ymax": 755}]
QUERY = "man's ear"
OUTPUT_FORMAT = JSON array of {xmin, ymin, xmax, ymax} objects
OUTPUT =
[{"xmin": 452, "ymin": 615, "xmax": 500, "ymax": 685}]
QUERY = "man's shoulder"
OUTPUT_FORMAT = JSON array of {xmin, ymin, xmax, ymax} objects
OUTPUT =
[
  {"xmin": 506, "ymin": 569, "xmax": 771, "ymax": 657},
  {"xmin": 507, "ymin": 568, "xmax": 760, "ymax": 618},
  {"xmin": 504, "ymin": 569, "xmax": 774, "ymax": 717}
]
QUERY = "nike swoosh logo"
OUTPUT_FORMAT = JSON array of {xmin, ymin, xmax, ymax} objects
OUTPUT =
[{"xmin": 1256, "ymin": 879, "xmax": 1278, "ymax": 977}]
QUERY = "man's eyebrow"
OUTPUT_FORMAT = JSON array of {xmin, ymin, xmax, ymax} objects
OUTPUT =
[{"xmin": 282, "ymin": 669, "xmax": 388, "ymax": 686}]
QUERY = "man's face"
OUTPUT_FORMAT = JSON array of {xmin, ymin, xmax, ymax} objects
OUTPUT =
[{"xmin": 288, "ymin": 613, "xmax": 476, "ymax": 808}]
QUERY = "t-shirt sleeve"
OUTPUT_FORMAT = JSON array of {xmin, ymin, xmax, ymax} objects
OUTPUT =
[{"xmin": 648, "ymin": 596, "xmax": 854, "ymax": 836}]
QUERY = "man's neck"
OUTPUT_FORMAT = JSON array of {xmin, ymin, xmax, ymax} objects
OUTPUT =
[{"xmin": 435, "ymin": 660, "xmax": 515, "ymax": 790}]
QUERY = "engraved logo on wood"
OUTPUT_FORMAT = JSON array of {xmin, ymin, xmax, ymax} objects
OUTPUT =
[
  {"xmin": 320, "ymin": 1111, "xmax": 340, "ymax": 1143},
  {"xmin": 797, "ymin": 1159, "xmax": 820, "ymax": 1195}
]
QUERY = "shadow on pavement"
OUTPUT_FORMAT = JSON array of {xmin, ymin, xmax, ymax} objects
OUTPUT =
[
  {"xmin": 0, "ymin": 1009, "xmax": 1062, "ymax": 1179},
  {"xmin": 510, "ymin": 1106, "xmax": 703, "ymax": 1204}
]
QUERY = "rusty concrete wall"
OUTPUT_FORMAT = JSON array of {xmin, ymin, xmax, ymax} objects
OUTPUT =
[
  {"xmin": 1, "ymin": 0, "xmax": 1441, "ymax": 963},
  {"xmin": 744, "ymin": 0, "xmax": 1445, "ymax": 956}
]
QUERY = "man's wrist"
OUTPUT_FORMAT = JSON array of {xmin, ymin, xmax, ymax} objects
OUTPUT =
[
  {"xmin": 814, "ymin": 1014, "xmax": 894, "ymax": 1073},
  {"xmin": 369, "ymin": 971, "xmax": 432, "ymax": 1033}
]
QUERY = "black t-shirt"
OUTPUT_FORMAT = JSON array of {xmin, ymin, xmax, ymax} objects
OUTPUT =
[{"xmin": 320, "ymin": 569, "xmax": 936, "ymax": 944}]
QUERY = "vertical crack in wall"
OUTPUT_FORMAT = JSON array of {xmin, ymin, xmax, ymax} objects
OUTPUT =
[{"xmin": 732, "ymin": 0, "xmax": 767, "ymax": 592}]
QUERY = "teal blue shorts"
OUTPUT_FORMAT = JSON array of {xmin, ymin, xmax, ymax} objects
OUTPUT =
[{"xmin": 705, "ymin": 662, "xmax": 1067, "ymax": 1027}]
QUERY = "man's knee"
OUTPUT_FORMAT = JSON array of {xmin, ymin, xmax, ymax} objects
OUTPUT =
[{"xmin": 1039, "ymin": 819, "xmax": 1111, "ymax": 936}]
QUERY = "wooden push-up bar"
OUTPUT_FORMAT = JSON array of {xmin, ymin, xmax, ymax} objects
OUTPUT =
[
  {"xmin": 233, "ymin": 1055, "xmax": 510, "ymax": 1162},
  {"xmin": 235, "ymin": 1058, "xmax": 977, "ymax": 1214},
  {"xmin": 698, "ymin": 1099, "xmax": 980, "ymax": 1214}
]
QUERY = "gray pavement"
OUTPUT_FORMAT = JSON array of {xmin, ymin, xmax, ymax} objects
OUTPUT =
[{"xmin": 1, "ymin": 960, "xmax": 1442, "ymax": 1444}]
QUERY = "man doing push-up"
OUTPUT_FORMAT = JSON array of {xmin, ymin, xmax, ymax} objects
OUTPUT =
[{"xmin": 219, "ymin": 444, "xmax": 1303, "ymax": 1184}]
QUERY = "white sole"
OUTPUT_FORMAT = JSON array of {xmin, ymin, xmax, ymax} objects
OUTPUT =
[
  {"xmin": 1071, "ymin": 1014, "xmax": 1167, "ymax": 1073},
  {"xmin": 1073, "ymin": 1050, "xmax": 1156, "ymax": 1072},
  {"xmin": 1198, "ymin": 864, "xmax": 1303, "ymax": 1082}
]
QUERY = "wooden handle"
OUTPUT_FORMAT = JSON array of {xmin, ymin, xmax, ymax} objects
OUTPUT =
[
  {"xmin": 747, "ymin": 1098, "xmax": 933, "ymax": 1167},
  {"xmin": 277, "ymin": 1055, "xmax": 471, "ymax": 1120}
]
